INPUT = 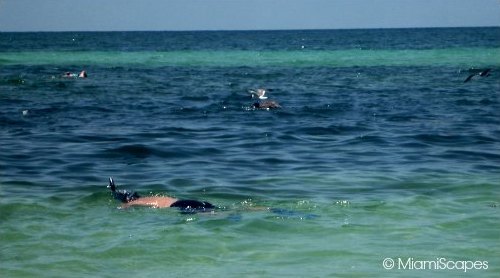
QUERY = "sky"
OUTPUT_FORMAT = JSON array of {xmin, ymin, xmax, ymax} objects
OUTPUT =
[{"xmin": 0, "ymin": 0, "xmax": 499, "ymax": 32}]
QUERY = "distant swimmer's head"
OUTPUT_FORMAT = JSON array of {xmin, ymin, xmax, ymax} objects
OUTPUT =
[{"xmin": 79, "ymin": 71, "xmax": 88, "ymax": 78}]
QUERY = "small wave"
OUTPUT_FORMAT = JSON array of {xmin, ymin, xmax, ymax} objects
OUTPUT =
[
  {"xmin": 0, "ymin": 115, "xmax": 33, "ymax": 128},
  {"xmin": 100, "ymin": 143, "xmax": 218, "ymax": 160},
  {"xmin": 0, "ymin": 76, "xmax": 26, "ymax": 85},
  {"xmin": 103, "ymin": 144, "xmax": 155, "ymax": 159},
  {"xmin": 386, "ymin": 114, "xmax": 419, "ymax": 122},
  {"xmin": 413, "ymin": 134, "xmax": 468, "ymax": 146},
  {"xmin": 181, "ymin": 95, "xmax": 211, "ymax": 102},
  {"xmin": 295, "ymin": 125, "xmax": 362, "ymax": 137},
  {"xmin": 344, "ymin": 134, "xmax": 389, "ymax": 146},
  {"xmin": 442, "ymin": 150, "xmax": 500, "ymax": 161}
]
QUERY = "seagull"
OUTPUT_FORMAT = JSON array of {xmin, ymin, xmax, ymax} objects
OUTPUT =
[
  {"xmin": 464, "ymin": 68, "xmax": 491, "ymax": 83},
  {"xmin": 248, "ymin": 88, "xmax": 269, "ymax": 99}
]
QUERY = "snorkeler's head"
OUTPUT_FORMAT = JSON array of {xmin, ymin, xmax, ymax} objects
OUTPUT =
[
  {"xmin": 107, "ymin": 177, "xmax": 139, "ymax": 203},
  {"xmin": 107, "ymin": 177, "xmax": 116, "ymax": 192},
  {"xmin": 112, "ymin": 190, "xmax": 139, "ymax": 203}
]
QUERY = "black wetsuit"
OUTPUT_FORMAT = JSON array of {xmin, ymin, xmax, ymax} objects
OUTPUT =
[{"xmin": 170, "ymin": 199, "xmax": 215, "ymax": 213}]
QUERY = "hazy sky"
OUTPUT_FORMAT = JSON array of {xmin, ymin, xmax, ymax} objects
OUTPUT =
[{"xmin": 0, "ymin": 0, "xmax": 499, "ymax": 32}]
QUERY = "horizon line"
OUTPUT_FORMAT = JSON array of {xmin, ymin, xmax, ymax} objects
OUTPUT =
[{"xmin": 1, "ymin": 25, "xmax": 499, "ymax": 33}]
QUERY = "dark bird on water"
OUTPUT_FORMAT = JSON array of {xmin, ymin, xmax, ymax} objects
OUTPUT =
[
  {"xmin": 464, "ymin": 68, "xmax": 491, "ymax": 83},
  {"xmin": 252, "ymin": 100, "xmax": 281, "ymax": 110}
]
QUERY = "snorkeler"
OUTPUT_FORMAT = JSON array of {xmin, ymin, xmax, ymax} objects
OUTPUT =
[
  {"xmin": 63, "ymin": 70, "xmax": 87, "ymax": 78},
  {"xmin": 107, "ymin": 178, "xmax": 318, "ymax": 219},
  {"xmin": 107, "ymin": 177, "xmax": 215, "ymax": 212}
]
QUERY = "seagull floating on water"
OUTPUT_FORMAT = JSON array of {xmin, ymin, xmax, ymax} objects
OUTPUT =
[
  {"xmin": 463, "ymin": 68, "xmax": 491, "ymax": 83},
  {"xmin": 248, "ymin": 88, "xmax": 269, "ymax": 99}
]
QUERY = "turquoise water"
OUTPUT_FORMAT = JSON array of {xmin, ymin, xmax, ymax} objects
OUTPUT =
[
  {"xmin": 1, "ymin": 48, "xmax": 499, "ymax": 67},
  {"xmin": 1, "ymin": 28, "xmax": 499, "ymax": 277}
]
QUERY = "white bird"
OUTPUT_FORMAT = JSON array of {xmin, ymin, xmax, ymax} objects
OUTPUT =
[{"xmin": 248, "ymin": 88, "xmax": 268, "ymax": 100}]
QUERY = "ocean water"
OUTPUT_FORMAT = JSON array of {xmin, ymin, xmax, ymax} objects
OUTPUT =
[{"xmin": 1, "ymin": 28, "xmax": 499, "ymax": 277}]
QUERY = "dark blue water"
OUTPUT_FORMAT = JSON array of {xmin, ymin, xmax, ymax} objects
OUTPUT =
[
  {"xmin": 1, "ymin": 28, "xmax": 499, "ymax": 277},
  {"xmin": 1, "ymin": 27, "xmax": 499, "ymax": 51}
]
